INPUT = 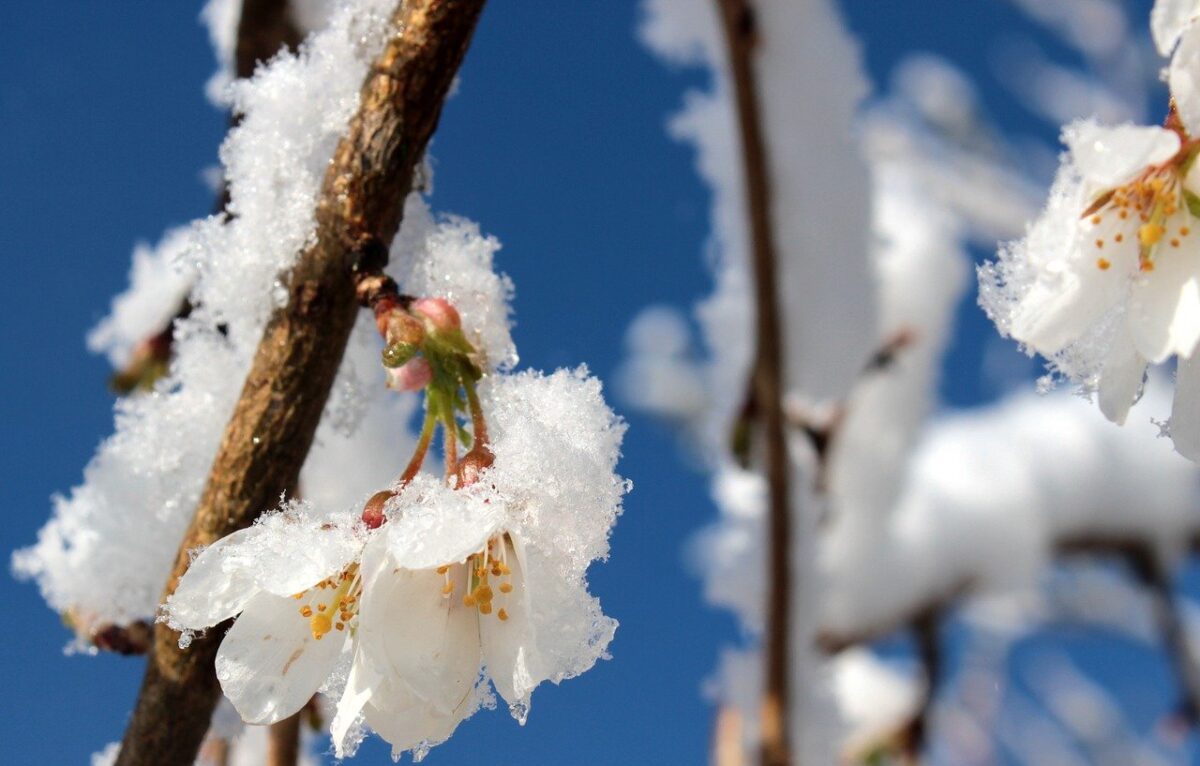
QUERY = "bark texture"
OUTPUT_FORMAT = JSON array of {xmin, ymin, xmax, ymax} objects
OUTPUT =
[
  {"xmin": 114, "ymin": 2, "xmax": 486, "ymax": 763},
  {"xmin": 714, "ymin": 1, "xmax": 793, "ymax": 764}
]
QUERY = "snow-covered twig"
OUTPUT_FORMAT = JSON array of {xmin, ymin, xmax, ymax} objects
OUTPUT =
[{"xmin": 114, "ymin": 3, "xmax": 485, "ymax": 763}]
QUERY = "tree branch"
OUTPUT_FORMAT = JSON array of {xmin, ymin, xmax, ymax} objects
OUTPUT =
[
  {"xmin": 900, "ymin": 606, "xmax": 943, "ymax": 762},
  {"xmin": 114, "ymin": 2, "xmax": 486, "ymax": 763},
  {"xmin": 714, "ymin": 1, "xmax": 792, "ymax": 763},
  {"xmin": 266, "ymin": 712, "xmax": 302, "ymax": 766}
]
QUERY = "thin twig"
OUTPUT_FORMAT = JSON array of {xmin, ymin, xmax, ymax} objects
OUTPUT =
[
  {"xmin": 114, "ymin": 2, "xmax": 485, "ymax": 763},
  {"xmin": 901, "ymin": 607, "xmax": 943, "ymax": 763},
  {"xmin": 266, "ymin": 712, "xmax": 302, "ymax": 766},
  {"xmin": 713, "ymin": 1, "xmax": 792, "ymax": 763}
]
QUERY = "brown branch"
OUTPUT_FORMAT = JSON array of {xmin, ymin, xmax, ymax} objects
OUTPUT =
[
  {"xmin": 714, "ymin": 1, "xmax": 792, "ymax": 764},
  {"xmin": 235, "ymin": 0, "xmax": 303, "ymax": 80},
  {"xmin": 113, "ymin": 2, "xmax": 486, "ymax": 763},
  {"xmin": 267, "ymin": 712, "xmax": 302, "ymax": 766},
  {"xmin": 900, "ymin": 606, "xmax": 942, "ymax": 762}
]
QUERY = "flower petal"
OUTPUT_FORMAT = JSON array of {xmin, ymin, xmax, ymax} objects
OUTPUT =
[
  {"xmin": 479, "ymin": 537, "xmax": 539, "ymax": 711},
  {"xmin": 331, "ymin": 648, "xmax": 383, "ymax": 758},
  {"xmin": 1172, "ymin": 352, "xmax": 1200, "ymax": 461},
  {"xmin": 1009, "ymin": 251, "xmax": 1129, "ymax": 355},
  {"xmin": 1152, "ymin": 0, "xmax": 1199, "ymax": 55},
  {"xmin": 1172, "ymin": 21, "xmax": 1200, "ymax": 134},
  {"xmin": 358, "ymin": 537, "xmax": 481, "ymax": 717},
  {"xmin": 1065, "ymin": 122, "xmax": 1180, "ymax": 190},
  {"xmin": 214, "ymin": 591, "xmax": 346, "ymax": 725},
  {"xmin": 1099, "ymin": 323, "xmax": 1148, "ymax": 424},
  {"xmin": 1127, "ymin": 238, "xmax": 1200, "ymax": 363},
  {"xmin": 363, "ymin": 683, "xmax": 464, "ymax": 761},
  {"xmin": 163, "ymin": 527, "xmax": 260, "ymax": 630}
]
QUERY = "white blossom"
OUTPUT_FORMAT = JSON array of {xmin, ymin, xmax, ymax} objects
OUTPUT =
[
  {"xmin": 979, "ymin": 0, "xmax": 1200, "ymax": 460},
  {"xmin": 163, "ymin": 510, "xmax": 368, "ymax": 725},
  {"xmin": 332, "ymin": 367, "xmax": 627, "ymax": 758}
]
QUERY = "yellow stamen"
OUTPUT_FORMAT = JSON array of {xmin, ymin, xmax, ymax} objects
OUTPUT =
[
  {"xmin": 310, "ymin": 613, "xmax": 332, "ymax": 639},
  {"xmin": 1139, "ymin": 223, "xmax": 1165, "ymax": 246}
]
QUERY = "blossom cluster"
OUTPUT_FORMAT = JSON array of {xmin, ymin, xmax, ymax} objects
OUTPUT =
[
  {"xmin": 16, "ymin": 1, "xmax": 627, "ymax": 759},
  {"xmin": 980, "ymin": 0, "xmax": 1200, "ymax": 460},
  {"xmin": 163, "ymin": 295, "xmax": 626, "ymax": 759}
]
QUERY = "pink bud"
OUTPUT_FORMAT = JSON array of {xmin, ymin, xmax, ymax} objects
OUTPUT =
[
  {"xmin": 412, "ymin": 297, "xmax": 461, "ymax": 332},
  {"xmin": 387, "ymin": 357, "xmax": 433, "ymax": 391}
]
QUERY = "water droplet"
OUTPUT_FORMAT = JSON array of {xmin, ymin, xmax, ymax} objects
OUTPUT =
[{"xmin": 509, "ymin": 698, "xmax": 530, "ymax": 726}]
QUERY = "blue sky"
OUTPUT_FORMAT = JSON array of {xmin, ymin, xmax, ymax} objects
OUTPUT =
[{"xmin": 0, "ymin": 1, "xmax": 1185, "ymax": 764}]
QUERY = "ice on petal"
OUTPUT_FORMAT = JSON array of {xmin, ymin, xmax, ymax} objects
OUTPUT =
[
  {"xmin": 164, "ymin": 527, "xmax": 261, "ymax": 630},
  {"xmin": 239, "ymin": 511, "xmax": 364, "ymax": 597},
  {"xmin": 1064, "ymin": 121, "xmax": 1179, "ymax": 190},
  {"xmin": 383, "ymin": 476, "xmax": 505, "ymax": 570}
]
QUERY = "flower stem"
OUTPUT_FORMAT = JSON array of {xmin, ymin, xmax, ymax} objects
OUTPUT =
[
  {"xmin": 399, "ymin": 409, "xmax": 437, "ymax": 485},
  {"xmin": 443, "ymin": 406, "xmax": 459, "ymax": 481},
  {"xmin": 463, "ymin": 377, "xmax": 490, "ymax": 449}
]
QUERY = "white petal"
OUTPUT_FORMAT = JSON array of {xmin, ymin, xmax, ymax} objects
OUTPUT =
[
  {"xmin": 357, "ymin": 538, "xmax": 480, "ymax": 717},
  {"xmin": 1098, "ymin": 323, "xmax": 1148, "ymax": 425},
  {"xmin": 363, "ymin": 683, "xmax": 464, "ymax": 760},
  {"xmin": 1172, "ymin": 22, "xmax": 1200, "ymax": 133},
  {"xmin": 1065, "ymin": 122, "xmax": 1180, "ymax": 189},
  {"xmin": 1010, "ymin": 254, "xmax": 1128, "ymax": 355},
  {"xmin": 1127, "ymin": 238, "xmax": 1200, "ymax": 362},
  {"xmin": 214, "ymin": 591, "xmax": 346, "ymax": 725},
  {"xmin": 331, "ymin": 649, "xmax": 382, "ymax": 758},
  {"xmin": 1172, "ymin": 353, "xmax": 1200, "ymax": 461},
  {"xmin": 1152, "ymin": 0, "xmax": 1199, "ymax": 55},
  {"xmin": 480, "ymin": 537, "xmax": 539, "ymax": 710},
  {"xmin": 163, "ymin": 527, "xmax": 260, "ymax": 630}
]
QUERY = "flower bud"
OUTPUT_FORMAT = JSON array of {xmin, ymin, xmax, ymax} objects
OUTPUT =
[
  {"xmin": 361, "ymin": 490, "xmax": 394, "ymax": 529},
  {"xmin": 381, "ymin": 342, "xmax": 417, "ymax": 369},
  {"xmin": 412, "ymin": 297, "xmax": 461, "ymax": 333},
  {"xmin": 456, "ymin": 446, "xmax": 495, "ymax": 488},
  {"xmin": 385, "ymin": 311, "xmax": 425, "ymax": 347},
  {"xmin": 386, "ymin": 357, "xmax": 433, "ymax": 391}
]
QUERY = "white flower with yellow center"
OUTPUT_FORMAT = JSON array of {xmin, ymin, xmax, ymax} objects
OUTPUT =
[
  {"xmin": 162, "ymin": 510, "xmax": 369, "ymax": 725},
  {"xmin": 331, "ymin": 478, "xmax": 546, "ymax": 759},
  {"xmin": 980, "ymin": 0, "xmax": 1200, "ymax": 459}
]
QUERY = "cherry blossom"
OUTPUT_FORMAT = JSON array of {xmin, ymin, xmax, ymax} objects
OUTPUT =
[
  {"xmin": 162, "ymin": 510, "xmax": 368, "ymax": 725},
  {"xmin": 980, "ymin": 76, "xmax": 1200, "ymax": 458}
]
